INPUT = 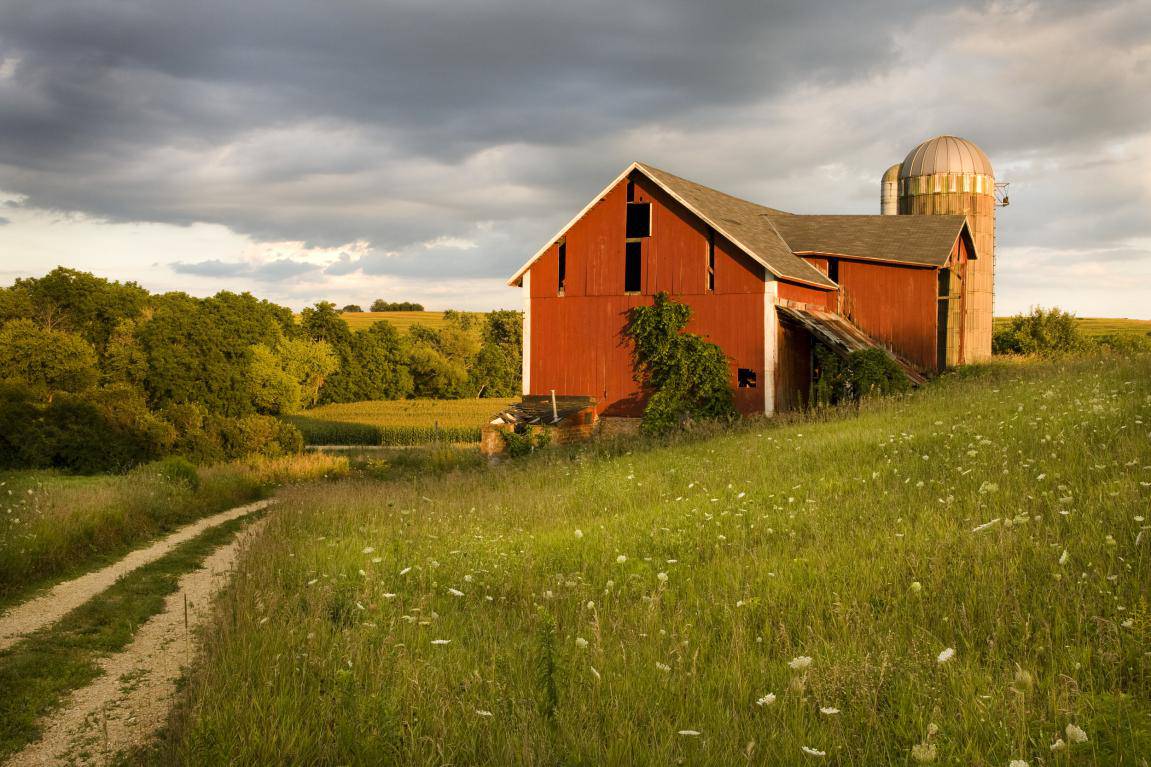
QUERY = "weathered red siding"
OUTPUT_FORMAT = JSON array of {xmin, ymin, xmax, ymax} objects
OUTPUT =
[
  {"xmin": 778, "ymin": 280, "xmax": 837, "ymax": 310},
  {"xmin": 528, "ymin": 174, "xmax": 766, "ymax": 416},
  {"xmin": 836, "ymin": 259, "xmax": 939, "ymax": 371}
]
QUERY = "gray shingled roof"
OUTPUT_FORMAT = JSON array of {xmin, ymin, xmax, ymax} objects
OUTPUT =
[
  {"xmin": 768, "ymin": 214, "xmax": 971, "ymax": 267},
  {"xmin": 636, "ymin": 163, "xmax": 836, "ymax": 288}
]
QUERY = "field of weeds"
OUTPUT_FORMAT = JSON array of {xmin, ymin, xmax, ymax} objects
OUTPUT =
[
  {"xmin": 157, "ymin": 356, "xmax": 1150, "ymax": 765},
  {"xmin": 0, "ymin": 454, "xmax": 348, "ymax": 606}
]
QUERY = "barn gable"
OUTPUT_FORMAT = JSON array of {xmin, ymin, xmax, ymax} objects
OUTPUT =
[{"xmin": 508, "ymin": 162, "xmax": 837, "ymax": 291}]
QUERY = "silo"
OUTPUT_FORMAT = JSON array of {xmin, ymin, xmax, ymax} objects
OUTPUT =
[
  {"xmin": 897, "ymin": 135, "xmax": 995, "ymax": 362},
  {"xmin": 880, "ymin": 164, "xmax": 900, "ymax": 215}
]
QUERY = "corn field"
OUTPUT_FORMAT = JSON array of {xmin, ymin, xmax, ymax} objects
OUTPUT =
[{"xmin": 285, "ymin": 398, "xmax": 517, "ymax": 446}]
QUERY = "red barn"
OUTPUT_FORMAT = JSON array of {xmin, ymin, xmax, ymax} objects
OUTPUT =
[{"xmin": 508, "ymin": 161, "xmax": 981, "ymax": 418}]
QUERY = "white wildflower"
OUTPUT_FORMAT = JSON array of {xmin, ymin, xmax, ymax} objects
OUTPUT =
[
  {"xmin": 1065, "ymin": 723, "xmax": 1088, "ymax": 743},
  {"xmin": 448, "ymin": 588, "xmax": 464, "ymax": 597},
  {"xmin": 475, "ymin": 709, "xmax": 493, "ymax": 717},
  {"xmin": 616, "ymin": 555, "xmax": 627, "ymax": 564},
  {"xmin": 910, "ymin": 742, "xmax": 937, "ymax": 763},
  {"xmin": 937, "ymin": 647, "xmax": 956, "ymax": 664},
  {"xmin": 1009, "ymin": 760, "xmax": 1028, "ymax": 767},
  {"xmin": 1059, "ymin": 549, "xmax": 1070, "ymax": 566},
  {"xmin": 971, "ymin": 518, "xmax": 1001, "ymax": 533},
  {"xmin": 801, "ymin": 746, "xmax": 827, "ymax": 757},
  {"xmin": 677, "ymin": 730, "xmax": 700, "ymax": 736},
  {"xmin": 589, "ymin": 666, "xmax": 601, "ymax": 680},
  {"xmin": 819, "ymin": 706, "xmax": 840, "ymax": 715},
  {"xmin": 910, "ymin": 581, "xmax": 923, "ymax": 593},
  {"xmin": 789, "ymin": 656, "xmax": 813, "ymax": 670},
  {"xmin": 657, "ymin": 572, "xmax": 668, "ymax": 583},
  {"xmin": 756, "ymin": 693, "xmax": 776, "ymax": 706},
  {"xmin": 1049, "ymin": 738, "xmax": 1066, "ymax": 752},
  {"xmin": 574, "ymin": 529, "xmax": 583, "ymax": 538},
  {"xmin": 361, "ymin": 546, "xmax": 375, "ymax": 554},
  {"xmin": 575, "ymin": 637, "xmax": 589, "ymax": 649},
  {"xmin": 399, "ymin": 567, "xmax": 412, "ymax": 575},
  {"xmin": 430, "ymin": 639, "xmax": 451, "ymax": 645}
]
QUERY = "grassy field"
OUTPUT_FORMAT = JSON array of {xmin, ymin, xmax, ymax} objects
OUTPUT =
[
  {"xmin": 0, "ymin": 454, "xmax": 347, "ymax": 609},
  {"xmin": 339, "ymin": 311, "xmax": 484, "ymax": 333},
  {"xmin": 154, "ymin": 355, "xmax": 1150, "ymax": 765},
  {"xmin": 995, "ymin": 315, "xmax": 1151, "ymax": 341},
  {"xmin": 286, "ymin": 398, "xmax": 517, "ymax": 445}
]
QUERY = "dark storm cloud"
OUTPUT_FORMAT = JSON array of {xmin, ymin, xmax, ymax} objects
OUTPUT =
[{"xmin": 0, "ymin": 0, "xmax": 1148, "ymax": 289}]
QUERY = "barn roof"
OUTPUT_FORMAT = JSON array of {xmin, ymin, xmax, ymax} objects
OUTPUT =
[
  {"xmin": 508, "ymin": 162, "xmax": 974, "ymax": 288},
  {"xmin": 769, "ymin": 214, "xmax": 975, "ymax": 267}
]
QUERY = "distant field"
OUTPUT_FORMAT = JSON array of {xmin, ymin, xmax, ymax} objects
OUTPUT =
[
  {"xmin": 994, "ymin": 315, "xmax": 1151, "ymax": 340},
  {"xmin": 285, "ymin": 398, "xmax": 517, "ymax": 445},
  {"xmin": 339, "ymin": 311, "xmax": 483, "ymax": 333}
]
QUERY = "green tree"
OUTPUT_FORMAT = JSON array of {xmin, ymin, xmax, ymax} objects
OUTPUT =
[
  {"xmin": 136, "ymin": 293, "xmax": 251, "ymax": 415},
  {"xmin": 471, "ymin": 310, "xmax": 522, "ymax": 397},
  {"xmin": 623, "ymin": 293, "xmax": 735, "ymax": 434},
  {"xmin": 406, "ymin": 321, "xmax": 478, "ymax": 398},
  {"xmin": 0, "ymin": 267, "xmax": 149, "ymax": 357},
  {"xmin": 370, "ymin": 299, "xmax": 424, "ymax": 312},
  {"xmin": 342, "ymin": 304, "xmax": 364, "ymax": 313},
  {"xmin": 0, "ymin": 319, "xmax": 99, "ymax": 400},
  {"xmin": 250, "ymin": 337, "xmax": 339, "ymax": 414}
]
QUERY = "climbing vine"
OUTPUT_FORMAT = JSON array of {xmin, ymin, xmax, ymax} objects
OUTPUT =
[{"xmin": 623, "ymin": 293, "xmax": 736, "ymax": 434}]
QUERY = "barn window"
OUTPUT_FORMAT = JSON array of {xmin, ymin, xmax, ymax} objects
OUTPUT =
[
  {"xmin": 738, "ymin": 368, "xmax": 757, "ymax": 388},
  {"xmin": 624, "ymin": 241, "xmax": 642, "ymax": 293},
  {"xmin": 626, "ymin": 180, "xmax": 636, "ymax": 202},
  {"xmin": 557, "ymin": 241, "xmax": 567, "ymax": 295},
  {"xmin": 827, "ymin": 258, "xmax": 839, "ymax": 284},
  {"xmin": 706, "ymin": 230, "xmax": 715, "ymax": 292},
  {"xmin": 626, "ymin": 203, "xmax": 651, "ymax": 238}
]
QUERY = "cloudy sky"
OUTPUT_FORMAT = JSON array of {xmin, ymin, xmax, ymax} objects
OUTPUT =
[{"xmin": 0, "ymin": 0, "xmax": 1148, "ymax": 315}]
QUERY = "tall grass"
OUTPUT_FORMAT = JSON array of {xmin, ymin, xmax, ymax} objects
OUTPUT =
[
  {"xmin": 0, "ymin": 454, "xmax": 348, "ymax": 607},
  {"xmin": 158, "ymin": 357, "xmax": 1150, "ymax": 765}
]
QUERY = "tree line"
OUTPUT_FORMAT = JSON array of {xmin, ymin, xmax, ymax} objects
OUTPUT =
[
  {"xmin": 0, "ymin": 268, "xmax": 520, "ymax": 473},
  {"xmin": 341, "ymin": 299, "xmax": 426, "ymax": 312}
]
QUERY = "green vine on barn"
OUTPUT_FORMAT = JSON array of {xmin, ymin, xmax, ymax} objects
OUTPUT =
[{"xmin": 623, "ymin": 292, "xmax": 736, "ymax": 434}]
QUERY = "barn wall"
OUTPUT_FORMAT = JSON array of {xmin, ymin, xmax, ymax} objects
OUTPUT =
[
  {"xmin": 527, "ymin": 174, "xmax": 766, "ymax": 416},
  {"xmin": 778, "ymin": 280, "xmax": 837, "ymax": 311},
  {"xmin": 836, "ymin": 260, "xmax": 939, "ymax": 371}
]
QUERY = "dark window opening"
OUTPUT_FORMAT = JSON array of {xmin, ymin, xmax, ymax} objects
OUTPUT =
[
  {"xmin": 626, "ymin": 202, "xmax": 651, "ymax": 238},
  {"xmin": 626, "ymin": 180, "xmax": 636, "ymax": 202},
  {"xmin": 624, "ymin": 241, "xmax": 642, "ymax": 293},
  {"xmin": 827, "ymin": 258, "xmax": 839, "ymax": 283},
  {"xmin": 707, "ymin": 230, "xmax": 716, "ymax": 292},
  {"xmin": 738, "ymin": 368, "xmax": 757, "ymax": 388},
  {"xmin": 937, "ymin": 267, "xmax": 951, "ymax": 298},
  {"xmin": 557, "ymin": 242, "xmax": 566, "ymax": 294}
]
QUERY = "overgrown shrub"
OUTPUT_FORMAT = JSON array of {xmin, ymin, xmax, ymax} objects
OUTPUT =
[
  {"xmin": 501, "ymin": 427, "xmax": 550, "ymax": 458},
  {"xmin": 812, "ymin": 345, "xmax": 910, "ymax": 406},
  {"xmin": 993, "ymin": 307, "xmax": 1086, "ymax": 356},
  {"xmin": 147, "ymin": 455, "xmax": 202, "ymax": 490},
  {"xmin": 624, "ymin": 293, "xmax": 736, "ymax": 434}
]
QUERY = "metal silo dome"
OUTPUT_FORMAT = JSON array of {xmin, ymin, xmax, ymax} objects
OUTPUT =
[
  {"xmin": 899, "ymin": 135, "xmax": 993, "ymax": 179},
  {"xmin": 880, "ymin": 163, "xmax": 901, "ymax": 215}
]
